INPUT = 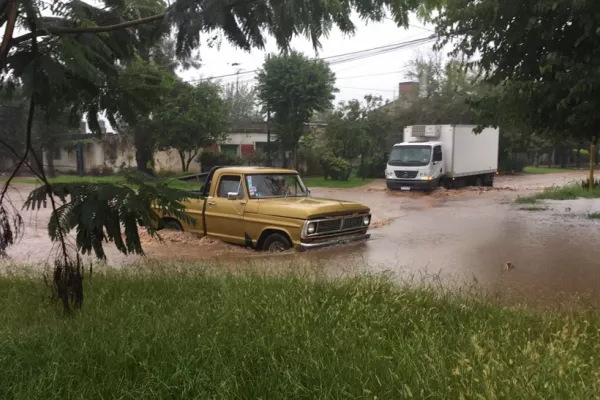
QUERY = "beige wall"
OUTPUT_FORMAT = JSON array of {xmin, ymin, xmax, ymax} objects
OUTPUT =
[{"xmin": 43, "ymin": 138, "xmax": 202, "ymax": 174}]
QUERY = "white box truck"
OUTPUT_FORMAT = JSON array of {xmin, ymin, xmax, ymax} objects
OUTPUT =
[{"xmin": 385, "ymin": 124, "xmax": 500, "ymax": 191}]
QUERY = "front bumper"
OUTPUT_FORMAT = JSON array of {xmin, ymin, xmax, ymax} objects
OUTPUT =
[
  {"xmin": 386, "ymin": 178, "xmax": 438, "ymax": 191},
  {"xmin": 299, "ymin": 233, "xmax": 371, "ymax": 250}
]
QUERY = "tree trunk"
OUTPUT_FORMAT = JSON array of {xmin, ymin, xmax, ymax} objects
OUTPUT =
[
  {"xmin": 135, "ymin": 149, "xmax": 155, "ymax": 177},
  {"xmin": 185, "ymin": 150, "xmax": 199, "ymax": 172},
  {"xmin": 589, "ymin": 137, "xmax": 596, "ymax": 191},
  {"xmin": 559, "ymin": 144, "xmax": 567, "ymax": 168},
  {"xmin": 179, "ymin": 151, "xmax": 187, "ymax": 172},
  {"xmin": 577, "ymin": 140, "xmax": 582, "ymax": 169},
  {"xmin": 46, "ymin": 152, "xmax": 56, "ymax": 178}
]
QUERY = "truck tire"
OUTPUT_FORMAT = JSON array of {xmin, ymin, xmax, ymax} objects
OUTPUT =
[
  {"xmin": 442, "ymin": 179, "xmax": 454, "ymax": 189},
  {"xmin": 160, "ymin": 219, "xmax": 184, "ymax": 232},
  {"xmin": 484, "ymin": 174, "xmax": 495, "ymax": 187},
  {"xmin": 262, "ymin": 233, "xmax": 292, "ymax": 252},
  {"xmin": 474, "ymin": 176, "xmax": 484, "ymax": 187}
]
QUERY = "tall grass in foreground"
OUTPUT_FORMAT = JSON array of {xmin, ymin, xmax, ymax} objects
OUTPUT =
[
  {"xmin": 1, "ymin": 268, "xmax": 599, "ymax": 399},
  {"xmin": 522, "ymin": 166, "xmax": 583, "ymax": 174},
  {"xmin": 516, "ymin": 183, "xmax": 600, "ymax": 203}
]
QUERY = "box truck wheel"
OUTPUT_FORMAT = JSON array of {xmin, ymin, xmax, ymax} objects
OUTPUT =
[
  {"xmin": 474, "ymin": 176, "xmax": 484, "ymax": 187},
  {"xmin": 484, "ymin": 174, "xmax": 495, "ymax": 187}
]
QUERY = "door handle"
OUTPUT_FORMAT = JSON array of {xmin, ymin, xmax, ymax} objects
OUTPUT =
[{"xmin": 208, "ymin": 200, "xmax": 217, "ymax": 206}]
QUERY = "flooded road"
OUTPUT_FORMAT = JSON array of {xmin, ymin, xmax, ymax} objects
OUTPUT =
[{"xmin": 2, "ymin": 171, "xmax": 600, "ymax": 304}]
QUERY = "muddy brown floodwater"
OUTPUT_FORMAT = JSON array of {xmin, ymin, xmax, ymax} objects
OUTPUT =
[{"xmin": 2, "ymin": 171, "xmax": 600, "ymax": 305}]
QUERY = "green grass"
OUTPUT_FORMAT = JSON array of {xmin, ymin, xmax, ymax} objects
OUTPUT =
[
  {"xmin": 519, "ymin": 205, "xmax": 549, "ymax": 211},
  {"xmin": 302, "ymin": 176, "xmax": 374, "ymax": 188},
  {"xmin": 1, "ymin": 267, "xmax": 599, "ymax": 399},
  {"xmin": 516, "ymin": 184, "xmax": 600, "ymax": 203},
  {"xmin": 6, "ymin": 175, "xmax": 201, "ymax": 191},
  {"xmin": 587, "ymin": 212, "xmax": 600, "ymax": 220},
  {"xmin": 523, "ymin": 166, "xmax": 583, "ymax": 174}
]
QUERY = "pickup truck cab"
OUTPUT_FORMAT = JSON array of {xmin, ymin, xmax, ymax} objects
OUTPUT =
[{"xmin": 155, "ymin": 166, "xmax": 372, "ymax": 252}]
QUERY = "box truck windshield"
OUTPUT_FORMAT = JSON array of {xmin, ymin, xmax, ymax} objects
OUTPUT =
[{"xmin": 388, "ymin": 145, "xmax": 432, "ymax": 167}]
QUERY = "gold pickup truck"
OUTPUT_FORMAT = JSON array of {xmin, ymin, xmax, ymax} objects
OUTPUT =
[{"xmin": 155, "ymin": 166, "xmax": 372, "ymax": 252}]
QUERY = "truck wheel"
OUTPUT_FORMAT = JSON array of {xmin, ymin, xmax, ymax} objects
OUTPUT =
[
  {"xmin": 262, "ymin": 233, "xmax": 292, "ymax": 252},
  {"xmin": 484, "ymin": 174, "xmax": 495, "ymax": 187},
  {"xmin": 161, "ymin": 219, "xmax": 183, "ymax": 232},
  {"xmin": 474, "ymin": 176, "xmax": 484, "ymax": 187}
]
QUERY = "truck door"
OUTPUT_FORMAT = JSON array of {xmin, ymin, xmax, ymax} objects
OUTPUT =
[
  {"xmin": 204, "ymin": 174, "xmax": 247, "ymax": 245},
  {"xmin": 432, "ymin": 145, "xmax": 443, "ymax": 178}
]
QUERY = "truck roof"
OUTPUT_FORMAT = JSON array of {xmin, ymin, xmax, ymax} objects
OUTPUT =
[
  {"xmin": 215, "ymin": 166, "xmax": 298, "ymax": 175},
  {"xmin": 393, "ymin": 141, "xmax": 442, "ymax": 147}
]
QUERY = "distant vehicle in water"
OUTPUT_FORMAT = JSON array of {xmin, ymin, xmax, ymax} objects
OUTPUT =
[
  {"xmin": 151, "ymin": 166, "xmax": 372, "ymax": 252},
  {"xmin": 385, "ymin": 124, "xmax": 500, "ymax": 191}
]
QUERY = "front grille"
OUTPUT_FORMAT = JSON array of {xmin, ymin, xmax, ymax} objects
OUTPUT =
[
  {"xmin": 316, "ymin": 219, "xmax": 342, "ymax": 234},
  {"xmin": 312, "ymin": 215, "xmax": 367, "ymax": 236},
  {"xmin": 394, "ymin": 170, "xmax": 418, "ymax": 179},
  {"xmin": 341, "ymin": 216, "xmax": 363, "ymax": 230}
]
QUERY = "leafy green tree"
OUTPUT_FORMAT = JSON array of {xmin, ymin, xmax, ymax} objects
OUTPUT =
[
  {"xmin": 257, "ymin": 51, "xmax": 337, "ymax": 168},
  {"xmin": 317, "ymin": 95, "xmax": 394, "ymax": 179},
  {"xmin": 435, "ymin": 0, "xmax": 600, "ymax": 186},
  {"xmin": 153, "ymin": 80, "xmax": 229, "ymax": 172}
]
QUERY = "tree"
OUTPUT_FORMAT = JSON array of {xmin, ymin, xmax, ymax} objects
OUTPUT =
[
  {"xmin": 1, "ymin": 0, "xmax": 444, "ymax": 311},
  {"xmin": 154, "ymin": 80, "xmax": 229, "ymax": 172},
  {"xmin": 435, "ymin": 0, "xmax": 600, "ymax": 187},
  {"xmin": 257, "ymin": 51, "xmax": 337, "ymax": 168},
  {"xmin": 316, "ymin": 95, "xmax": 394, "ymax": 179},
  {"xmin": 222, "ymin": 80, "xmax": 262, "ymax": 128}
]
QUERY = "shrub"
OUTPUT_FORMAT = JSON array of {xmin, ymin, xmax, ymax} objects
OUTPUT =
[
  {"xmin": 87, "ymin": 165, "xmax": 114, "ymax": 176},
  {"xmin": 579, "ymin": 178, "xmax": 600, "ymax": 190},
  {"xmin": 321, "ymin": 154, "xmax": 351, "ymax": 180},
  {"xmin": 358, "ymin": 152, "xmax": 387, "ymax": 179},
  {"xmin": 499, "ymin": 153, "xmax": 528, "ymax": 174}
]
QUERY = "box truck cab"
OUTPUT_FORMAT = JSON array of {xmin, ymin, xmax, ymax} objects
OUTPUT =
[{"xmin": 385, "ymin": 124, "xmax": 499, "ymax": 191}]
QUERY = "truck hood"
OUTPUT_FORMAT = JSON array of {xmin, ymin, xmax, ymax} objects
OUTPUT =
[{"xmin": 256, "ymin": 197, "xmax": 370, "ymax": 219}]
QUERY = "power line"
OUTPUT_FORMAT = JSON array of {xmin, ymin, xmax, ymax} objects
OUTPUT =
[
  {"xmin": 336, "ymin": 68, "xmax": 410, "ymax": 80},
  {"xmin": 337, "ymin": 86, "xmax": 397, "ymax": 93},
  {"xmin": 187, "ymin": 35, "xmax": 435, "ymax": 83}
]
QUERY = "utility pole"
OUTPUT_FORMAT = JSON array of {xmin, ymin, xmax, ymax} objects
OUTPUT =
[
  {"xmin": 265, "ymin": 54, "xmax": 272, "ymax": 166},
  {"xmin": 267, "ymin": 108, "xmax": 271, "ymax": 166}
]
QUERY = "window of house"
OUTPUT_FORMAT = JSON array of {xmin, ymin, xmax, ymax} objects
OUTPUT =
[
  {"xmin": 220, "ymin": 144, "xmax": 239, "ymax": 157},
  {"xmin": 217, "ymin": 175, "xmax": 245, "ymax": 198}
]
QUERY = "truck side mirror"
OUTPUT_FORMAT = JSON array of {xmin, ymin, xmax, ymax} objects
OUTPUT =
[{"xmin": 227, "ymin": 192, "xmax": 239, "ymax": 201}]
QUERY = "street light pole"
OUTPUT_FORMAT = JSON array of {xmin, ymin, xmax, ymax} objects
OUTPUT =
[{"xmin": 267, "ymin": 108, "xmax": 271, "ymax": 166}]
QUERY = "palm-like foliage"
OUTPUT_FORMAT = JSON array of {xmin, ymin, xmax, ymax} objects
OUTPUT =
[{"xmin": 24, "ymin": 175, "xmax": 198, "ymax": 260}]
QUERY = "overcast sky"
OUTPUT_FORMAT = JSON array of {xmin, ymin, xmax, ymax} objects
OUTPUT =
[
  {"xmin": 179, "ymin": 14, "xmax": 441, "ymax": 104},
  {"xmin": 3, "ymin": 9, "xmax": 450, "ymax": 131}
]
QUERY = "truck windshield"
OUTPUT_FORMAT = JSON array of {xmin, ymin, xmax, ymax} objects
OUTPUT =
[
  {"xmin": 245, "ymin": 174, "xmax": 309, "ymax": 199},
  {"xmin": 388, "ymin": 145, "xmax": 432, "ymax": 166}
]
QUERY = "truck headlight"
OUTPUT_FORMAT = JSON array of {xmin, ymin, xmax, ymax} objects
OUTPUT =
[
  {"xmin": 386, "ymin": 170, "xmax": 395, "ymax": 179},
  {"xmin": 307, "ymin": 223, "xmax": 316, "ymax": 234},
  {"xmin": 363, "ymin": 215, "xmax": 371, "ymax": 226}
]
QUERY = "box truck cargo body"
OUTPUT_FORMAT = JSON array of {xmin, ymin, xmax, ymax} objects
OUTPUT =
[{"xmin": 385, "ymin": 125, "xmax": 500, "ymax": 191}]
